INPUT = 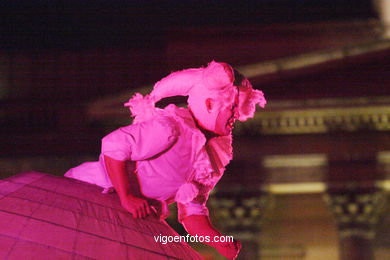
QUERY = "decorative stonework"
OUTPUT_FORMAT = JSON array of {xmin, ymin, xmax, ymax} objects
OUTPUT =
[
  {"xmin": 209, "ymin": 185, "xmax": 270, "ymax": 239},
  {"xmin": 236, "ymin": 104, "xmax": 390, "ymax": 135},
  {"xmin": 324, "ymin": 189, "xmax": 387, "ymax": 239}
]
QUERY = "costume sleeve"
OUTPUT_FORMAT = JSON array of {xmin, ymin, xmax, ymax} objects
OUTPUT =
[
  {"xmin": 177, "ymin": 190, "xmax": 210, "ymax": 223},
  {"xmin": 101, "ymin": 116, "xmax": 179, "ymax": 161}
]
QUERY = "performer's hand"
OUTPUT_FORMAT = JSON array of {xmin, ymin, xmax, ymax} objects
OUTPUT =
[
  {"xmin": 148, "ymin": 200, "xmax": 170, "ymax": 220},
  {"xmin": 120, "ymin": 194, "xmax": 151, "ymax": 219},
  {"xmin": 215, "ymin": 239, "xmax": 242, "ymax": 260}
]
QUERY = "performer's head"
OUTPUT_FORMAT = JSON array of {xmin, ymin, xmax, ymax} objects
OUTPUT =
[
  {"xmin": 125, "ymin": 61, "xmax": 266, "ymax": 135},
  {"xmin": 186, "ymin": 62, "xmax": 239, "ymax": 136}
]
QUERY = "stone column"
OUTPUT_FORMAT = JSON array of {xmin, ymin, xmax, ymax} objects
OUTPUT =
[
  {"xmin": 324, "ymin": 188, "xmax": 386, "ymax": 260},
  {"xmin": 373, "ymin": 0, "xmax": 390, "ymax": 38},
  {"xmin": 209, "ymin": 184, "xmax": 270, "ymax": 260}
]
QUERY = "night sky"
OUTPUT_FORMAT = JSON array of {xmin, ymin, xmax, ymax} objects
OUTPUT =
[{"xmin": 0, "ymin": 0, "xmax": 376, "ymax": 50}]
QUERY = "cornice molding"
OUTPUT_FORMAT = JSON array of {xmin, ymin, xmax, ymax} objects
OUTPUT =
[
  {"xmin": 238, "ymin": 39, "xmax": 390, "ymax": 78},
  {"xmin": 262, "ymin": 154, "xmax": 327, "ymax": 168},
  {"xmin": 236, "ymin": 102, "xmax": 390, "ymax": 135},
  {"xmin": 86, "ymin": 39, "xmax": 390, "ymax": 123}
]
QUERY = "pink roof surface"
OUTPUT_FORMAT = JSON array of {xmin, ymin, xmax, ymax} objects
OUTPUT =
[{"xmin": 0, "ymin": 172, "xmax": 203, "ymax": 260}]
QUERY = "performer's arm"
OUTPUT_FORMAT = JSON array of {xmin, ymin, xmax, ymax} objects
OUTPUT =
[
  {"xmin": 104, "ymin": 155, "xmax": 151, "ymax": 219},
  {"xmin": 182, "ymin": 215, "xmax": 241, "ymax": 259}
]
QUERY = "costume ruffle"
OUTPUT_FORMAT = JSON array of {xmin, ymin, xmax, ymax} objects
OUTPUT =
[
  {"xmin": 175, "ymin": 183, "xmax": 199, "ymax": 204},
  {"xmin": 165, "ymin": 105, "xmax": 233, "ymax": 188},
  {"xmin": 124, "ymin": 93, "xmax": 156, "ymax": 123},
  {"xmin": 237, "ymin": 78, "xmax": 267, "ymax": 121}
]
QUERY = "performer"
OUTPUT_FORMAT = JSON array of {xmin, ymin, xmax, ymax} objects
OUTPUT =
[{"xmin": 65, "ymin": 61, "xmax": 266, "ymax": 259}]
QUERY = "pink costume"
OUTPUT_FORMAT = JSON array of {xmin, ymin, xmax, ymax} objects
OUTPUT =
[
  {"xmin": 65, "ymin": 104, "xmax": 232, "ymax": 221},
  {"xmin": 65, "ymin": 61, "xmax": 266, "ymax": 222}
]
